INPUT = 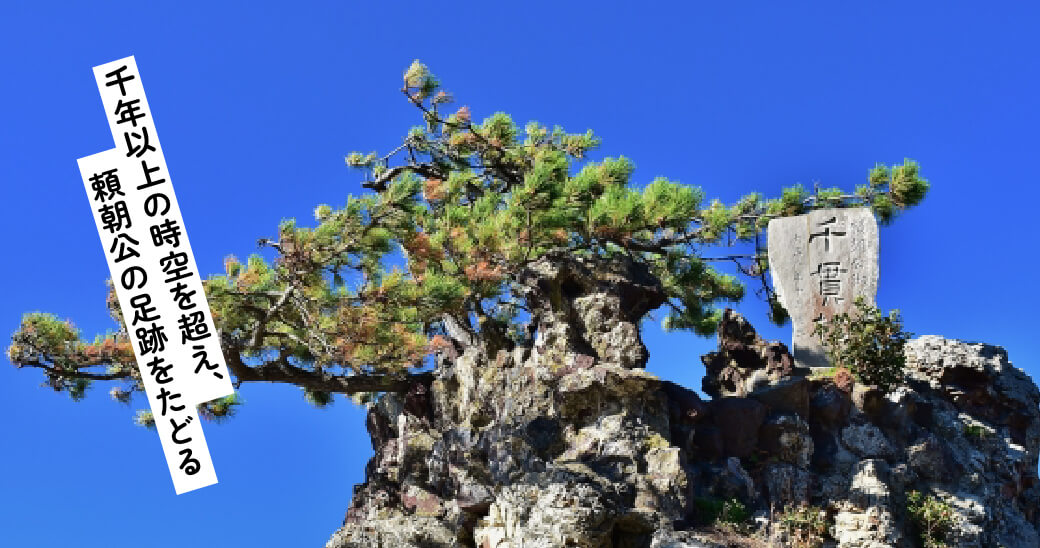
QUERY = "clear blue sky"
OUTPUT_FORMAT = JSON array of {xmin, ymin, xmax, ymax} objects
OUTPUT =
[{"xmin": 2, "ymin": 2, "xmax": 1038, "ymax": 546}]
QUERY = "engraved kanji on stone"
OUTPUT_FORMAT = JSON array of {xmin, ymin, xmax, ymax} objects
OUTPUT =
[
  {"xmin": 809, "ymin": 216, "xmax": 847, "ymax": 253},
  {"xmin": 811, "ymin": 261, "xmax": 848, "ymax": 305}
]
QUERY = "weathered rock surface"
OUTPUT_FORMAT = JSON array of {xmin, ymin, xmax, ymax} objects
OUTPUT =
[
  {"xmin": 701, "ymin": 309, "xmax": 794, "ymax": 399},
  {"xmin": 326, "ymin": 274, "xmax": 1039, "ymax": 548}
]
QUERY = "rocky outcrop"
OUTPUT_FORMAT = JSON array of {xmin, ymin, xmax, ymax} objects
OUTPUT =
[
  {"xmin": 326, "ymin": 270, "xmax": 1039, "ymax": 547},
  {"xmin": 701, "ymin": 309, "xmax": 795, "ymax": 399}
]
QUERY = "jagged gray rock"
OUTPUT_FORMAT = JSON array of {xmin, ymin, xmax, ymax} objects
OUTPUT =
[{"xmin": 326, "ymin": 298, "xmax": 1039, "ymax": 547}]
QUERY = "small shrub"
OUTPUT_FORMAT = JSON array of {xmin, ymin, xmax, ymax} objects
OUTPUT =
[
  {"xmin": 964, "ymin": 424, "xmax": 988, "ymax": 440},
  {"xmin": 778, "ymin": 504, "xmax": 828, "ymax": 548},
  {"xmin": 692, "ymin": 497, "xmax": 725, "ymax": 526},
  {"xmin": 692, "ymin": 497, "xmax": 751, "ymax": 528},
  {"xmin": 813, "ymin": 296, "xmax": 912, "ymax": 393},
  {"xmin": 906, "ymin": 490, "xmax": 954, "ymax": 548},
  {"xmin": 718, "ymin": 498, "xmax": 751, "ymax": 526}
]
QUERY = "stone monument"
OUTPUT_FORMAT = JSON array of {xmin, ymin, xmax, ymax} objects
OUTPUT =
[{"xmin": 767, "ymin": 207, "xmax": 879, "ymax": 369}]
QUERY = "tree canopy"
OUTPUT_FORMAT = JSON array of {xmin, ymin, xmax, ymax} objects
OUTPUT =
[{"xmin": 7, "ymin": 61, "xmax": 929, "ymax": 422}]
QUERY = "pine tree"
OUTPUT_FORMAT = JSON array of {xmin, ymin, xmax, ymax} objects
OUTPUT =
[{"xmin": 7, "ymin": 61, "xmax": 929, "ymax": 421}]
